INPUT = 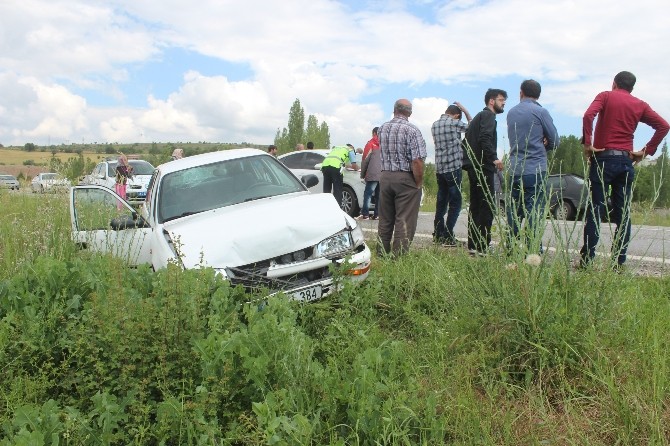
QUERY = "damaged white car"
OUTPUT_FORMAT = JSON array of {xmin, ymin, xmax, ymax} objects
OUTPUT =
[{"xmin": 69, "ymin": 149, "xmax": 371, "ymax": 301}]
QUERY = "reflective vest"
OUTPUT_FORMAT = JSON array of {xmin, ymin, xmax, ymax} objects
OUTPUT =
[{"xmin": 322, "ymin": 146, "xmax": 350, "ymax": 169}]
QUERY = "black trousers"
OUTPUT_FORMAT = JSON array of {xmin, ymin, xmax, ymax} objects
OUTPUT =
[
  {"xmin": 466, "ymin": 168, "xmax": 495, "ymax": 253},
  {"xmin": 322, "ymin": 166, "xmax": 343, "ymax": 206}
]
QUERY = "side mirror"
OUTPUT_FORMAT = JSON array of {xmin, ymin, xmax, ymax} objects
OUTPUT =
[
  {"xmin": 313, "ymin": 163, "xmax": 322, "ymax": 170},
  {"xmin": 301, "ymin": 174, "xmax": 319, "ymax": 188}
]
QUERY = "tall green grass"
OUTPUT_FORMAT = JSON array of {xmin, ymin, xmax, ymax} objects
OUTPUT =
[{"xmin": 1, "ymin": 190, "xmax": 670, "ymax": 444}]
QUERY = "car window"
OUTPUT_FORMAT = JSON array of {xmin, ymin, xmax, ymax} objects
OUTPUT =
[
  {"xmin": 73, "ymin": 188, "xmax": 133, "ymax": 231},
  {"xmin": 302, "ymin": 152, "xmax": 325, "ymax": 169},
  {"xmin": 42, "ymin": 173, "xmax": 57, "ymax": 180},
  {"xmin": 128, "ymin": 160, "xmax": 155, "ymax": 175},
  {"xmin": 158, "ymin": 155, "xmax": 306, "ymax": 223},
  {"xmin": 279, "ymin": 153, "xmax": 305, "ymax": 169},
  {"xmin": 547, "ymin": 177, "xmax": 563, "ymax": 190}
]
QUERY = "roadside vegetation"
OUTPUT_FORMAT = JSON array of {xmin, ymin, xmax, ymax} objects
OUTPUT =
[{"xmin": 1, "ymin": 189, "xmax": 670, "ymax": 444}]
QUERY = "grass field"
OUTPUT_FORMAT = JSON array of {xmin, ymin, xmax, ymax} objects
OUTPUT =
[
  {"xmin": 0, "ymin": 147, "xmax": 106, "ymax": 165},
  {"xmin": 1, "ymin": 190, "xmax": 670, "ymax": 444}
]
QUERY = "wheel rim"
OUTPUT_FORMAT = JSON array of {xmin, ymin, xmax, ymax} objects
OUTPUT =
[
  {"xmin": 555, "ymin": 202, "xmax": 571, "ymax": 220},
  {"xmin": 341, "ymin": 189, "xmax": 353, "ymax": 214}
]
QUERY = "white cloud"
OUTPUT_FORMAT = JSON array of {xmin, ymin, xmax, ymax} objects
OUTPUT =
[{"xmin": 0, "ymin": 0, "xmax": 668, "ymax": 153}]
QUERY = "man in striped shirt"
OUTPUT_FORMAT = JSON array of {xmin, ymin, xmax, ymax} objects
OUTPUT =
[
  {"xmin": 377, "ymin": 98, "xmax": 427, "ymax": 256},
  {"xmin": 432, "ymin": 102, "xmax": 472, "ymax": 246}
]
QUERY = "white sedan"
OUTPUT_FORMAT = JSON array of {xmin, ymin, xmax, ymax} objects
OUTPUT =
[
  {"xmin": 278, "ymin": 150, "xmax": 369, "ymax": 217},
  {"xmin": 31, "ymin": 173, "xmax": 71, "ymax": 193},
  {"xmin": 69, "ymin": 149, "xmax": 371, "ymax": 301}
]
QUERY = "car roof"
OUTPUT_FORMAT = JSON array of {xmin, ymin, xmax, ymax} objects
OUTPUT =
[
  {"xmin": 157, "ymin": 148, "xmax": 271, "ymax": 175},
  {"xmin": 279, "ymin": 149, "xmax": 329, "ymax": 158}
]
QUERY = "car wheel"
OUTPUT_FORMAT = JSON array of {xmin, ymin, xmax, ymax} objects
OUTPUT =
[
  {"xmin": 553, "ymin": 200, "xmax": 575, "ymax": 220},
  {"xmin": 341, "ymin": 185, "xmax": 360, "ymax": 217}
]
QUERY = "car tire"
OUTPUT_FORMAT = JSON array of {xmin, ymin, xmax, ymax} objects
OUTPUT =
[
  {"xmin": 553, "ymin": 200, "xmax": 575, "ymax": 220},
  {"xmin": 341, "ymin": 185, "xmax": 360, "ymax": 217}
]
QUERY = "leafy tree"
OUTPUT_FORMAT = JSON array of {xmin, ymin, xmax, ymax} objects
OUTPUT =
[
  {"xmin": 317, "ymin": 121, "xmax": 331, "ymax": 150},
  {"xmin": 24, "ymin": 143, "xmax": 36, "ymax": 152},
  {"xmin": 548, "ymin": 135, "xmax": 587, "ymax": 176},
  {"xmin": 304, "ymin": 115, "xmax": 320, "ymax": 149},
  {"xmin": 274, "ymin": 99, "xmax": 331, "ymax": 154},
  {"xmin": 286, "ymin": 99, "xmax": 305, "ymax": 151}
]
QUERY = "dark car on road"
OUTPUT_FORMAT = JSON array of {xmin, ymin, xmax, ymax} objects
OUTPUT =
[
  {"xmin": 548, "ymin": 173, "xmax": 588, "ymax": 220},
  {"xmin": 498, "ymin": 173, "xmax": 610, "ymax": 221}
]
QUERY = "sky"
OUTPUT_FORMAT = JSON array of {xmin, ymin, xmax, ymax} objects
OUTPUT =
[{"xmin": 1, "ymin": 0, "xmax": 669, "ymax": 161}]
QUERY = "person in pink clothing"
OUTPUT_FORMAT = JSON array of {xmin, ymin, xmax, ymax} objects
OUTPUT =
[{"xmin": 115, "ymin": 154, "xmax": 133, "ymax": 208}]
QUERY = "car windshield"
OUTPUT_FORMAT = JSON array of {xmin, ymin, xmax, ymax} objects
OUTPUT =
[
  {"xmin": 0, "ymin": 175, "xmax": 16, "ymax": 180},
  {"xmin": 42, "ymin": 173, "xmax": 59, "ymax": 180},
  {"xmin": 106, "ymin": 160, "xmax": 155, "ymax": 176},
  {"xmin": 158, "ymin": 155, "xmax": 307, "ymax": 223}
]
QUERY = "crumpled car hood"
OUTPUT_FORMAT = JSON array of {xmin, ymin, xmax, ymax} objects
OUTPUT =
[{"xmin": 162, "ymin": 192, "xmax": 351, "ymax": 269}]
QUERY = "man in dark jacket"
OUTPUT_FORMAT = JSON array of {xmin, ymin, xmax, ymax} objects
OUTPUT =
[{"xmin": 462, "ymin": 88, "xmax": 507, "ymax": 255}]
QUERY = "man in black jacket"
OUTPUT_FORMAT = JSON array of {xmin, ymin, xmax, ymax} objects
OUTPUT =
[{"xmin": 462, "ymin": 88, "xmax": 507, "ymax": 255}]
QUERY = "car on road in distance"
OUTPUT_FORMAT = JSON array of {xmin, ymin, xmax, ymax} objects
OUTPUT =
[
  {"xmin": 69, "ymin": 149, "xmax": 372, "ymax": 301},
  {"xmin": 278, "ymin": 149, "xmax": 368, "ymax": 217},
  {"xmin": 0, "ymin": 174, "xmax": 20, "ymax": 190},
  {"xmin": 83, "ymin": 158, "xmax": 155, "ymax": 205},
  {"xmin": 31, "ymin": 173, "xmax": 71, "ymax": 193}
]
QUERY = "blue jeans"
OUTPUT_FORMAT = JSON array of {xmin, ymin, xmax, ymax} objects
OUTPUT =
[
  {"xmin": 361, "ymin": 180, "xmax": 379, "ymax": 217},
  {"xmin": 506, "ymin": 171, "xmax": 547, "ymax": 253},
  {"xmin": 580, "ymin": 155, "xmax": 634, "ymax": 266},
  {"xmin": 433, "ymin": 170, "xmax": 462, "ymax": 242}
]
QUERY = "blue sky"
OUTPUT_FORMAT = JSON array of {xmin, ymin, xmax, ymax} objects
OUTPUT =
[{"xmin": 1, "ymin": 0, "xmax": 668, "ymax": 160}]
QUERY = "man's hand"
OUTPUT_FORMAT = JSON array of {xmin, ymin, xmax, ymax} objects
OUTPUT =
[
  {"xmin": 583, "ymin": 145, "xmax": 605, "ymax": 162},
  {"xmin": 629, "ymin": 147, "xmax": 647, "ymax": 165},
  {"xmin": 493, "ymin": 159, "xmax": 504, "ymax": 171}
]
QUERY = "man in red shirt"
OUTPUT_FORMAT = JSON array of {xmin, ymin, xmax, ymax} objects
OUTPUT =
[
  {"xmin": 580, "ymin": 71, "xmax": 669, "ymax": 269},
  {"xmin": 362, "ymin": 127, "xmax": 379, "ymax": 161}
]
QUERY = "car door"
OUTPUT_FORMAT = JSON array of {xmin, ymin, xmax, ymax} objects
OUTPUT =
[{"xmin": 70, "ymin": 185, "xmax": 153, "ymax": 266}]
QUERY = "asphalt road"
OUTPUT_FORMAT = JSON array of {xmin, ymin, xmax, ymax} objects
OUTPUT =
[{"xmin": 359, "ymin": 210, "xmax": 670, "ymax": 267}]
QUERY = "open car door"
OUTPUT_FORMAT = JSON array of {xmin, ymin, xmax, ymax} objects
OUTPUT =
[{"xmin": 70, "ymin": 186, "xmax": 153, "ymax": 266}]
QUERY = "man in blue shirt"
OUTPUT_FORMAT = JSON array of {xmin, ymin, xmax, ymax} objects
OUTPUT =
[{"xmin": 506, "ymin": 79, "xmax": 559, "ymax": 254}]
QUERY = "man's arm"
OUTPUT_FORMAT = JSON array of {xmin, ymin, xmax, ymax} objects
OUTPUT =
[
  {"xmin": 454, "ymin": 101, "xmax": 472, "ymax": 123},
  {"xmin": 541, "ymin": 109, "xmax": 559, "ymax": 151},
  {"xmin": 411, "ymin": 158, "xmax": 424, "ymax": 188},
  {"xmin": 479, "ymin": 111, "xmax": 497, "ymax": 167},
  {"xmin": 640, "ymin": 106, "xmax": 670, "ymax": 156},
  {"xmin": 582, "ymin": 92, "xmax": 607, "ymax": 159}
]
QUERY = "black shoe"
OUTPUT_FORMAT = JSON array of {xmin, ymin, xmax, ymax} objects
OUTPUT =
[{"xmin": 441, "ymin": 239, "xmax": 460, "ymax": 248}]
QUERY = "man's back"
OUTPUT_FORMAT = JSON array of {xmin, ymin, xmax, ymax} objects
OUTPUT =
[
  {"xmin": 585, "ymin": 89, "xmax": 669, "ymax": 153},
  {"xmin": 432, "ymin": 115, "xmax": 467, "ymax": 174}
]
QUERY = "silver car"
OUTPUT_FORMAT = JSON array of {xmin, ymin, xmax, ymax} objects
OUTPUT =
[
  {"xmin": 83, "ymin": 159, "xmax": 155, "ymax": 205},
  {"xmin": 278, "ymin": 150, "xmax": 368, "ymax": 217},
  {"xmin": 0, "ymin": 174, "xmax": 20, "ymax": 190}
]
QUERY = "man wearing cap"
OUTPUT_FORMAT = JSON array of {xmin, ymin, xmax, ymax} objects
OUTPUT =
[
  {"xmin": 377, "ymin": 98, "xmax": 427, "ymax": 256},
  {"xmin": 321, "ymin": 145, "xmax": 358, "ymax": 206},
  {"xmin": 580, "ymin": 71, "xmax": 669, "ymax": 269}
]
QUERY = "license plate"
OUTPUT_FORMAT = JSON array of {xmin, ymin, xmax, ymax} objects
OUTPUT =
[
  {"xmin": 137, "ymin": 192, "xmax": 146, "ymax": 198},
  {"xmin": 292, "ymin": 285, "xmax": 322, "ymax": 301}
]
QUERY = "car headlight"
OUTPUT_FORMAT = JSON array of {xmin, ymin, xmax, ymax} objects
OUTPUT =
[
  {"xmin": 350, "ymin": 223, "xmax": 364, "ymax": 246},
  {"xmin": 316, "ymin": 231, "xmax": 353, "ymax": 257}
]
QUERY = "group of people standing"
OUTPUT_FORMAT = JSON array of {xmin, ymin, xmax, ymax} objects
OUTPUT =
[{"xmin": 355, "ymin": 70, "xmax": 669, "ymax": 269}]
